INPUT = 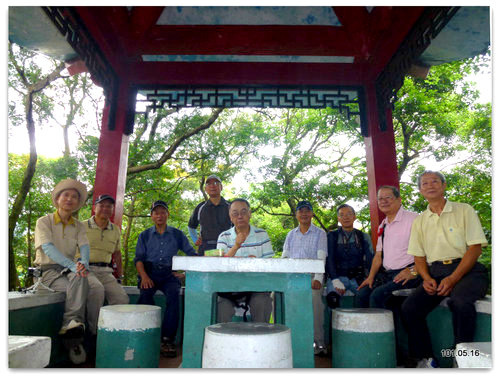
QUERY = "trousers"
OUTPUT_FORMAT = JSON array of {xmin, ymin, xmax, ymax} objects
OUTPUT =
[
  {"xmin": 217, "ymin": 292, "xmax": 272, "ymax": 323},
  {"xmin": 86, "ymin": 266, "xmax": 129, "ymax": 334},
  {"xmin": 356, "ymin": 268, "xmax": 421, "ymax": 308},
  {"xmin": 137, "ymin": 273, "xmax": 181, "ymax": 341},
  {"xmin": 40, "ymin": 265, "xmax": 100, "ymax": 333},
  {"xmin": 401, "ymin": 261, "xmax": 488, "ymax": 359}
]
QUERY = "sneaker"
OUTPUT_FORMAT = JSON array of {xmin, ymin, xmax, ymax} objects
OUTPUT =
[
  {"xmin": 161, "ymin": 340, "xmax": 177, "ymax": 358},
  {"xmin": 59, "ymin": 319, "xmax": 85, "ymax": 335},
  {"xmin": 68, "ymin": 344, "xmax": 87, "ymax": 365},
  {"xmin": 314, "ymin": 343, "xmax": 328, "ymax": 356},
  {"xmin": 416, "ymin": 357, "xmax": 438, "ymax": 368}
]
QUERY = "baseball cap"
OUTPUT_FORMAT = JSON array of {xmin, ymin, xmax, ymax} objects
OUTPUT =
[
  {"xmin": 205, "ymin": 174, "xmax": 222, "ymax": 184},
  {"xmin": 151, "ymin": 200, "xmax": 169, "ymax": 213},
  {"xmin": 296, "ymin": 201, "xmax": 313, "ymax": 211},
  {"xmin": 95, "ymin": 194, "xmax": 115, "ymax": 205}
]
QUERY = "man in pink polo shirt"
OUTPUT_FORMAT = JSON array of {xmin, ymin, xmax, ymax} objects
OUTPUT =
[{"xmin": 357, "ymin": 185, "xmax": 421, "ymax": 308}]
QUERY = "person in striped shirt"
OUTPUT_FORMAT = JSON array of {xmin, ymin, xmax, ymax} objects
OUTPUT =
[{"xmin": 216, "ymin": 198, "xmax": 274, "ymax": 322}]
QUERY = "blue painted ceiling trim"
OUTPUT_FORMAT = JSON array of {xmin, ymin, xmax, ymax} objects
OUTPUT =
[{"xmin": 142, "ymin": 55, "xmax": 354, "ymax": 63}]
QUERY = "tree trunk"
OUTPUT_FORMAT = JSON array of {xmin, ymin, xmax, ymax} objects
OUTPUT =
[
  {"xmin": 25, "ymin": 192, "xmax": 34, "ymax": 287},
  {"xmin": 9, "ymin": 92, "xmax": 37, "ymax": 290},
  {"xmin": 63, "ymin": 125, "xmax": 70, "ymax": 157}
]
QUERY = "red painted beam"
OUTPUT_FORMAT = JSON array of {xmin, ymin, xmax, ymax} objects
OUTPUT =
[
  {"xmin": 73, "ymin": 7, "xmax": 130, "ymax": 71},
  {"xmin": 333, "ymin": 6, "xmax": 372, "ymax": 62},
  {"xmin": 93, "ymin": 80, "xmax": 132, "ymax": 228},
  {"xmin": 363, "ymin": 82, "xmax": 400, "ymax": 245},
  {"xmin": 142, "ymin": 25, "xmax": 358, "ymax": 57},
  {"xmin": 127, "ymin": 61, "xmax": 367, "ymax": 86},
  {"xmin": 364, "ymin": 6, "xmax": 425, "ymax": 80}
]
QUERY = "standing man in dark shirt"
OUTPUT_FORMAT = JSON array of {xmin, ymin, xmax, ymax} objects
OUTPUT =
[
  {"xmin": 188, "ymin": 175, "xmax": 232, "ymax": 255},
  {"xmin": 135, "ymin": 200, "xmax": 198, "ymax": 358}
]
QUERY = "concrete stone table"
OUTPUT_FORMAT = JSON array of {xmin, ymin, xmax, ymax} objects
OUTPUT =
[{"xmin": 172, "ymin": 256, "xmax": 324, "ymax": 368}]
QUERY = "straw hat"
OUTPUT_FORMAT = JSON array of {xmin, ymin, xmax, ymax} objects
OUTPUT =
[{"xmin": 51, "ymin": 178, "xmax": 88, "ymax": 210}]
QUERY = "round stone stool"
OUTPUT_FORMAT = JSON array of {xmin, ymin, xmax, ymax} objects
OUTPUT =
[
  {"xmin": 96, "ymin": 304, "xmax": 161, "ymax": 368},
  {"xmin": 332, "ymin": 308, "xmax": 396, "ymax": 368},
  {"xmin": 455, "ymin": 342, "xmax": 492, "ymax": 368},
  {"xmin": 202, "ymin": 322, "xmax": 293, "ymax": 368}
]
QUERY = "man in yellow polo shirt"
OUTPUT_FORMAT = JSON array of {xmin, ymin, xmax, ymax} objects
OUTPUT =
[
  {"xmin": 401, "ymin": 171, "xmax": 489, "ymax": 368},
  {"xmin": 83, "ymin": 194, "xmax": 129, "ymax": 333}
]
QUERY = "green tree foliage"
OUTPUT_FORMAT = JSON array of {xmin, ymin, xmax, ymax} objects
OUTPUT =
[
  {"xmin": 248, "ymin": 108, "xmax": 369, "ymax": 238},
  {"xmin": 8, "ymin": 45, "xmax": 491, "ymax": 289},
  {"xmin": 8, "ymin": 43, "xmax": 66, "ymax": 289},
  {"xmin": 8, "ymin": 42, "xmax": 99, "ymax": 289},
  {"xmin": 8, "ymin": 154, "xmax": 81, "ymax": 287},
  {"xmin": 393, "ymin": 54, "xmax": 488, "ymax": 178},
  {"xmin": 395, "ymin": 54, "xmax": 491, "ymax": 289}
]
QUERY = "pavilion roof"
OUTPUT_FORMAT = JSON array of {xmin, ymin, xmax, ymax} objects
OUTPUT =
[{"xmin": 8, "ymin": 6, "xmax": 490, "ymax": 134}]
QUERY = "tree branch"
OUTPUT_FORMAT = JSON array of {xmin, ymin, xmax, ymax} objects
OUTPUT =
[{"xmin": 127, "ymin": 108, "xmax": 224, "ymax": 175}]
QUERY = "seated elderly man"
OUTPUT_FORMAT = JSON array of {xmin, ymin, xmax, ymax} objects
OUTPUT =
[
  {"xmin": 401, "ymin": 171, "xmax": 489, "ymax": 368},
  {"xmin": 282, "ymin": 200, "xmax": 328, "ymax": 355},
  {"xmin": 79, "ymin": 194, "xmax": 129, "ymax": 326},
  {"xmin": 357, "ymin": 185, "xmax": 420, "ymax": 309},
  {"xmin": 216, "ymin": 198, "xmax": 274, "ymax": 322},
  {"xmin": 325, "ymin": 204, "xmax": 374, "ymax": 308},
  {"xmin": 34, "ymin": 178, "xmax": 102, "ymax": 364},
  {"xmin": 135, "ymin": 200, "xmax": 198, "ymax": 358}
]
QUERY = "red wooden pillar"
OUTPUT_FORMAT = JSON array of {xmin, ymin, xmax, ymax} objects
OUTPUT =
[
  {"xmin": 363, "ymin": 83, "xmax": 400, "ymax": 245},
  {"xmin": 92, "ymin": 80, "xmax": 133, "ymax": 276}
]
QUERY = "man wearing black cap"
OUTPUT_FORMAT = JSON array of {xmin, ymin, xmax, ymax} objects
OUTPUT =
[
  {"xmin": 81, "ymin": 195, "xmax": 129, "ymax": 327},
  {"xmin": 134, "ymin": 200, "xmax": 198, "ymax": 357},
  {"xmin": 188, "ymin": 175, "xmax": 232, "ymax": 255},
  {"xmin": 79, "ymin": 194, "xmax": 129, "ymax": 358}
]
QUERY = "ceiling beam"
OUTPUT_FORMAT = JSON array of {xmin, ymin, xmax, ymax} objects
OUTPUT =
[
  {"xmin": 364, "ymin": 6, "xmax": 425, "ymax": 79},
  {"xmin": 126, "ymin": 61, "xmax": 367, "ymax": 86},
  {"xmin": 141, "ymin": 25, "xmax": 360, "ymax": 57}
]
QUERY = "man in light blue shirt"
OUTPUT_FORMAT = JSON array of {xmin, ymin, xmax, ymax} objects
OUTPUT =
[
  {"xmin": 216, "ymin": 198, "xmax": 273, "ymax": 322},
  {"xmin": 282, "ymin": 200, "xmax": 328, "ymax": 355}
]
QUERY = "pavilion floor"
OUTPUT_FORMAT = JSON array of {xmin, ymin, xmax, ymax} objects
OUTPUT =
[{"xmin": 53, "ymin": 344, "xmax": 332, "ymax": 368}]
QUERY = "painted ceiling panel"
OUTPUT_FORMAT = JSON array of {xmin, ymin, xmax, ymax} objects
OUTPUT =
[
  {"xmin": 419, "ymin": 6, "xmax": 490, "ymax": 66},
  {"xmin": 156, "ymin": 6, "xmax": 342, "ymax": 26},
  {"xmin": 8, "ymin": 7, "xmax": 78, "ymax": 61}
]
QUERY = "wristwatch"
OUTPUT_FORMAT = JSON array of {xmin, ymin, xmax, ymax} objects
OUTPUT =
[{"xmin": 410, "ymin": 266, "xmax": 418, "ymax": 277}]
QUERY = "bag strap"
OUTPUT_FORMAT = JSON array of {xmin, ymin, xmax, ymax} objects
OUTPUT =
[{"xmin": 380, "ymin": 223, "xmax": 387, "ymax": 263}]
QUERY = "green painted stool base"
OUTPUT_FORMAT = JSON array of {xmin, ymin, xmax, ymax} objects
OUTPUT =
[
  {"xmin": 96, "ymin": 328, "xmax": 161, "ymax": 368},
  {"xmin": 332, "ymin": 330, "xmax": 396, "ymax": 368}
]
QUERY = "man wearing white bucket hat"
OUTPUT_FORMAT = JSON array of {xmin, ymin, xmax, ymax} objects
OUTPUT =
[{"xmin": 34, "ymin": 178, "xmax": 103, "ymax": 364}]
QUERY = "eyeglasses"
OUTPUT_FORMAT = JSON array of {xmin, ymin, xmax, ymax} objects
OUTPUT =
[
  {"xmin": 230, "ymin": 209, "xmax": 249, "ymax": 217},
  {"xmin": 205, "ymin": 181, "xmax": 220, "ymax": 186},
  {"xmin": 377, "ymin": 196, "xmax": 396, "ymax": 202}
]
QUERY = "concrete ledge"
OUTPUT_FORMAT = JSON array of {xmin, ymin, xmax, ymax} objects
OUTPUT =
[
  {"xmin": 8, "ymin": 291, "xmax": 66, "ymax": 311},
  {"xmin": 9, "ymin": 335, "xmax": 51, "ymax": 368},
  {"xmin": 455, "ymin": 342, "xmax": 492, "ymax": 368},
  {"xmin": 391, "ymin": 289, "xmax": 491, "ymax": 314},
  {"xmin": 9, "ymin": 286, "xmax": 185, "ymax": 312},
  {"xmin": 173, "ymin": 256, "xmax": 324, "ymax": 273},
  {"xmin": 123, "ymin": 286, "xmax": 184, "ymax": 296}
]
